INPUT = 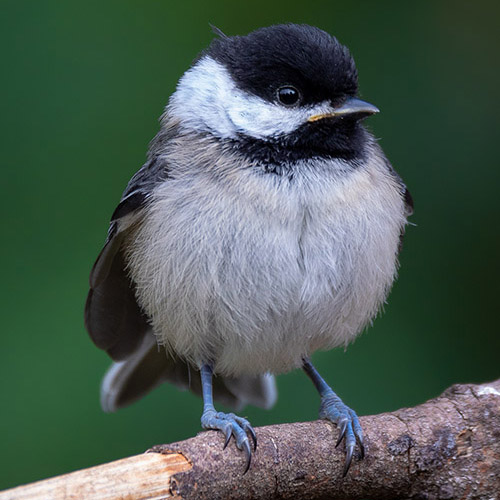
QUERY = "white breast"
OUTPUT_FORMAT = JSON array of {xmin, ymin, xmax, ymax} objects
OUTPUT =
[{"xmin": 124, "ymin": 139, "xmax": 408, "ymax": 377}]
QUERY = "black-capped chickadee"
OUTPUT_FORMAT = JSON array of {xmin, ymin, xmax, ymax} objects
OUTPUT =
[{"xmin": 85, "ymin": 24, "xmax": 413, "ymax": 475}]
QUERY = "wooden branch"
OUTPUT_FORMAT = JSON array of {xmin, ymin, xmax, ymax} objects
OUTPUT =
[{"xmin": 2, "ymin": 379, "xmax": 499, "ymax": 500}]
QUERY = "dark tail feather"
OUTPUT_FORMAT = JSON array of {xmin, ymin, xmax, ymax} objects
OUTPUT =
[{"xmin": 101, "ymin": 331, "xmax": 278, "ymax": 412}]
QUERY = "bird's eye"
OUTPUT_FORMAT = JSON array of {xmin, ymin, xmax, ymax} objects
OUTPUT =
[{"xmin": 277, "ymin": 86, "xmax": 300, "ymax": 106}]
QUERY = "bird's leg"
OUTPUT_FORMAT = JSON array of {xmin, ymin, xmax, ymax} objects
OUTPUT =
[
  {"xmin": 200, "ymin": 364, "xmax": 257, "ymax": 473},
  {"xmin": 302, "ymin": 357, "xmax": 364, "ymax": 476}
]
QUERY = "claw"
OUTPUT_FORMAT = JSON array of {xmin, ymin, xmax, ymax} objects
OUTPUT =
[
  {"xmin": 351, "ymin": 413, "xmax": 365, "ymax": 458},
  {"xmin": 357, "ymin": 434, "xmax": 365, "ymax": 459},
  {"xmin": 336, "ymin": 419, "xmax": 348, "ymax": 447},
  {"xmin": 302, "ymin": 360, "xmax": 364, "ymax": 476},
  {"xmin": 319, "ymin": 394, "xmax": 364, "ymax": 475},
  {"xmin": 246, "ymin": 424, "xmax": 257, "ymax": 451},
  {"xmin": 201, "ymin": 410, "xmax": 256, "ymax": 473},
  {"xmin": 242, "ymin": 439, "xmax": 252, "ymax": 474},
  {"xmin": 223, "ymin": 425, "xmax": 232, "ymax": 449},
  {"xmin": 343, "ymin": 442, "xmax": 354, "ymax": 477}
]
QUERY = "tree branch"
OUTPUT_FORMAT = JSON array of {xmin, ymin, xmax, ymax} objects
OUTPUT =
[{"xmin": 2, "ymin": 379, "xmax": 499, "ymax": 500}]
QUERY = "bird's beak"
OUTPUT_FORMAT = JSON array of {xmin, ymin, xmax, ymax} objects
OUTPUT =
[{"xmin": 307, "ymin": 97, "xmax": 379, "ymax": 123}]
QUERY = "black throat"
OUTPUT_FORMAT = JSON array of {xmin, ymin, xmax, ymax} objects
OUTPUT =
[{"xmin": 227, "ymin": 117, "xmax": 370, "ymax": 173}]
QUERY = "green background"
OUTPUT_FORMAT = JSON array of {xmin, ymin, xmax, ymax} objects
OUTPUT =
[{"xmin": 1, "ymin": 0, "xmax": 499, "ymax": 490}]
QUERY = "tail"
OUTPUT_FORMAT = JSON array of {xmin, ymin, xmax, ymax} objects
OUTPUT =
[{"xmin": 101, "ymin": 331, "xmax": 277, "ymax": 412}]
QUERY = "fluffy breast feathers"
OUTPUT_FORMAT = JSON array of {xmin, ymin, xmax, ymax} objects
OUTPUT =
[{"xmin": 123, "ymin": 134, "xmax": 408, "ymax": 377}]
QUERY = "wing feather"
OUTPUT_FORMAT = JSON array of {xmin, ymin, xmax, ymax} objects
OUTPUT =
[
  {"xmin": 84, "ymin": 123, "xmax": 177, "ymax": 359},
  {"xmin": 85, "ymin": 121, "xmax": 278, "ymax": 409}
]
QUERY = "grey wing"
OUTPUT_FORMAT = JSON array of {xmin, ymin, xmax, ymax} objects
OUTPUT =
[
  {"xmin": 397, "ymin": 176, "xmax": 413, "ymax": 250},
  {"xmin": 378, "ymin": 152, "xmax": 413, "ymax": 253},
  {"xmin": 381, "ymin": 154, "xmax": 414, "ymax": 217},
  {"xmin": 85, "ymin": 129, "xmax": 277, "ymax": 411},
  {"xmin": 85, "ymin": 125, "xmax": 177, "ymax": 358},
  {"xmin": 84, "ymin": 155, "xmax": 165, "ymax": 361},
  {"xmin": 403, "ymin": 186, "xmax": 414, "ymax": 217}
]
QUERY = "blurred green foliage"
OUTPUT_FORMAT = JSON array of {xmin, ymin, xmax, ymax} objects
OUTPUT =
[{"xmin": 0, "ymin": 0, "xmax": 499, "ymax": 490}]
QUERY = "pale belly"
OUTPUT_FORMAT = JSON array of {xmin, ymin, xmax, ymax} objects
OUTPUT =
[{"xmin": 125, "ymin": 159, "xmax": 407, "ymax": 377}]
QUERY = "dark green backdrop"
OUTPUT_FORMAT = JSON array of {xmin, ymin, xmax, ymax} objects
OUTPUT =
[{"xmin": 1, "ymin": 0, "xmax": 499, "ymax": 490}]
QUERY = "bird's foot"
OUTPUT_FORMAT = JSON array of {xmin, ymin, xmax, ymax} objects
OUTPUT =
[
  {"xmin": 201, "ymin": 409, "xmax": 257, "ymax": 473},
  {"xmin": 319, "ymin": 392, "xmax": 364, "ymax": 476}
]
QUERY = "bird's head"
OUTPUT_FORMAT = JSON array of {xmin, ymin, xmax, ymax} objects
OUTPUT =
[{"xmin": 168, "ymin": 24, "xmax": 378, "ymax": 163}]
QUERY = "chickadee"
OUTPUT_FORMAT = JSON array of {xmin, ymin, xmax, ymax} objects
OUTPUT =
[{"xmin": 85, "ymin": 24, "xmax": 412, "ymax": 475}]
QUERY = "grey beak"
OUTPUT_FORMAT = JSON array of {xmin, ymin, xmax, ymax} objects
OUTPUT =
[
  {"xmin": 332, "ymin": 97, "xmax": 379, "ymax": 116},
  {"xmin": 308, "ymin": 97, "xmax": 379, "ymax": 122}
]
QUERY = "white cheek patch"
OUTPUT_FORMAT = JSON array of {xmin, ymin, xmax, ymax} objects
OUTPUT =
[{"xmin": 168, "ymin": 56, "xmax": 332, "ymax": 140}]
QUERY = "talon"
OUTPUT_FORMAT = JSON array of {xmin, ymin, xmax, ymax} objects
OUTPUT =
[
  {"xmin": 223, "ymin": 425, "xmax": 232, "ymax": 449},
  {"xmin": 242, "ymin": 439, "xmax": 252, "ymax": 474},
  {"xmin": 357, "ymin": 434, "xmax": 365, "ymax": 459},
  {"xmin": 319, "ymin": 397, "xmax": 364, "ymax": 474},
  {"xmin": 349, "ymin": 410, "xmax": 364, "ymax": 458},
  {"xmin": 200, "ymin": 367, "xmax": 255, "ymax": 474},
  {"xmin": 200, "ymin": 408, "xmax": 256, "ymax": 473},
  {"xmin": 302, "ymin": 360, "xmax": 364, "ymax": 476},
  {"xmin": 246, "ymin": 425, "xmax": 257, "ymax": 451},
  {"xmin": 343, "ymin": 443, "xmax": 354, "ymax": 477},
  {"xmin": 336, "ymin": 419, "xmax": 348, "ymax": 447}
]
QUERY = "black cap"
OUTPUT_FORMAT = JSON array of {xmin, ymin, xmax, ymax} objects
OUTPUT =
[{"xmin": 207, "ymin": 24, "xmax": 358, "ymax": 107}]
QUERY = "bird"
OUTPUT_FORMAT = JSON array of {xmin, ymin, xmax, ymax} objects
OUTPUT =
[{"xmin": 85, "ymin": 23, "xmax": 413, "ymax": 476}]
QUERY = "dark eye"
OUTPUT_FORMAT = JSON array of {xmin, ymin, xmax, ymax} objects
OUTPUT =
[{"xmin": 277, "ymin": 86, "xmax": 300, "ymax": 106}]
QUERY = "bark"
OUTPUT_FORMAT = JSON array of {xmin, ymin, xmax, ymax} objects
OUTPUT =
[{"xmin": 2, "ymin": 379, "xmax": 499, "ymax": 500}]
